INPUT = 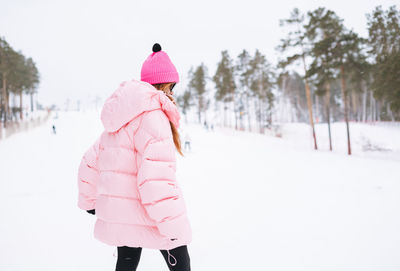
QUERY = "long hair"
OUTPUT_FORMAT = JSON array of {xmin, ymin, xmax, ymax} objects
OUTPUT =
[{"xmin": 152, "ymin": 83, "xmax": 183, "ymax": 156}]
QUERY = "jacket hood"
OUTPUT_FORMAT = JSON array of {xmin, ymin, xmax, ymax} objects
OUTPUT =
[{"xmin": 100, "ymin": 79, "xmax": 180, "ymax": 132}]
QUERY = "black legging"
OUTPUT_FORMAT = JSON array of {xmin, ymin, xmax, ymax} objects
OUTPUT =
[{"xmin": 115, "ymin": 245, "xmax": 191, "ymax": 271}]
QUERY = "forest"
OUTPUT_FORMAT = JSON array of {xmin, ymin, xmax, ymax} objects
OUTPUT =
[
  {"xmin": 178, "ymin": 6, "xmax": 400, "ymax": 154},
  {"xmin": 0, "ymin": 37, "xmax": 40, "ymax": 127}
]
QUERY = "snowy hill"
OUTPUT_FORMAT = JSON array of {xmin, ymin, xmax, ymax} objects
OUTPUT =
[
  {"xmin": 0, "ymin": 111, "xmax": 399, "ymax": 271},
  {"xmin": 278, "ymin": 121, "xmax": 400, "ymax": 161}
]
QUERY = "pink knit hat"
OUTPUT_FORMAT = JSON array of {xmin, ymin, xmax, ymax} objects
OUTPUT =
[{"xmin": 140, "ymin": 43, "xmax": 179, "ymax": 84}]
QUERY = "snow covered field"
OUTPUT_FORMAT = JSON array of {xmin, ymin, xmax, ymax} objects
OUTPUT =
[
  {"xmin": 279, "ymin": 121, "xmax": 400, "ymax": 161},
  {"xmin": 0, "ymin": 111, "xmax": 399, "ymax": 271}
]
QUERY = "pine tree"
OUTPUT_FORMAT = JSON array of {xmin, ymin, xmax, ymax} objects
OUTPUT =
[
  {"xmin": 334, "ymin": 31, "xmax": 366, "ymax": 155},
  {"xmin": 0, "ymin": 37, "xmax": 14, "ymax": 126},
  {"xmin": 278, "ymin": 8, "xmax": 318, "ymax": 150},
  {"xmin": 9, "ymin": 51, "xmax": 28, "ymax": 120},
  {"xmin": 176, "ymin": 90, "xmax": 193, "ymax": 123},
  {"xmin": 305, "ymin": 8, "xmax": 343, "ymax": 151},
  {"xmin": 235, "ymin": 49, "xmax": 252, "ymax": 131},
  {"xmin": 26, "ymin": 57, "xmax": 40, "ymax": 113},
  {"xmin": 189, "ymin": 63, "xmax": 209, "ymax": 123},
  {"xmin": 249, "ymin": 50, "xmax": 274, "ymax": 132},
  {"xmin": 0, "ymin": 37, "xmax": 40, "ymax": 126},
  {"xmin": 177, "ymin": 68, "xmax": 195, "ymax": 123},
  {"xmin": 367, "ymin": 5, "xmax": 400, "ymax": 119},
  {"xmin": 213, "ymin": 50, "xmax": 236, "ymax": 127},
  {"xmin": 278, "ymin": 71, "xmax": 310, "ymax": 122}
]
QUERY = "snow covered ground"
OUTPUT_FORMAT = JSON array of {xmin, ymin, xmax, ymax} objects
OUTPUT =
[
  {"xmin": 0, "ymin": 110, "xmax": 399, "ymax": 271},
  {"xmin": 278, "ymin": 121, "xmax": 400, "ymax": 161}
]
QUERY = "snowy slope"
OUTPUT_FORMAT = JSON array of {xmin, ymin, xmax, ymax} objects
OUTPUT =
[
  {"xmin": 279, "ymin": 122, "xmax": 400, "ymax": 161},
  {"xmin": 0, "ymin": 111, "xmax": 399, "ymax": 271}
]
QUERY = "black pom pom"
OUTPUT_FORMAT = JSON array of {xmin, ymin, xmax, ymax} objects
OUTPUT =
[{"xmin": 152, "ymin": 43, "xmax": 162, "ymax": 52}]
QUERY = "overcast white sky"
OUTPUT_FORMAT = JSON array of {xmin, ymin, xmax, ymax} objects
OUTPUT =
[{"xmin": 1, "ymin": 0, "xmax": 398, "ymax": 107}]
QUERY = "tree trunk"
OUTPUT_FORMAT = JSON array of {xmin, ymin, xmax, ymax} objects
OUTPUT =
[
  {"xmin": 302, "ymin": 55, "xmax": 318, "ymax": 150},
  {"xmin": 315, "ymin": 95, "xmax": 319, "ymax": 123},
  {"xmin": 2, "ymin": 76, "xmax": 8, "ymax": 127},
  {"xmin": 340, "ymin": 64, "xmax": 351, "ymax": 155},
  {"xmin": 6, "ymin": 89, "xmax": 11, "ymax": 121},
  {"xmin": 257, "ymin": 99, "xmax": 262, "ymax": 133},
  {"xmin": 30, "ymin": 91, "xmax": 34, "ymax": 112},
  {"xmin": 19, "ymin": 91, "xmax": 23, "ymax": 120},
  {"xmin": 369, "ymin": 90, "xmax": 375, "ymax": 122},
  {"xmin": 258, "ymin": 99, "xmax": 262, "ymax": 133},
  {"xmin": 351, "ymin": 91, "xmax": 359, "ymax": 122},
  {"xmin": 325, "ymin": 82, "xmax": 332, "ymax": 151},
  {"xmin": 232, "ymin": 94, "xmax": 238, "ymax": 130},
  {"xmin": 198, "ymin": 96, "xmax": 202, "ymax": 124},
  {"xmin": 234, "ymin": 110, "xmax": 238, "ymax": 130},
  {"xmin": 254, "ymin": 99, "xmax": 258, "ymax": 132},
  {"xmin": 246, "ymin": 94, "xmax": 251, "ymax": 132},
  {"xmin": 223, "ymin": 102, "xmax": 227, "ymax": 127},
  {"xmin": 30, "ymin": 92, "xmax": 33, "ymax": 112},
  {"xmin": 198, "ymin": 110, "xmax": 201, "ymax": 124},
  {"xmin": 198, "ymin": 100, "xmax": 201, "ymax": 124},
  {"xmin": 362, "ymin": 83, "xmax": 367, "ymax": 122},
  {"xmin": 377, "ymin": 100, "xmax": 381, "ymax": 121},
  {"xmin": 387, "ymin": 103, "xmax": 395, "ymax": 121},
  {"xmin": 296, "ymin": 91, "xmax": 302, "ymax": 122},
  {"xmin": 233, "ymin": 100, "xmax": 237, "ymax": 130}
]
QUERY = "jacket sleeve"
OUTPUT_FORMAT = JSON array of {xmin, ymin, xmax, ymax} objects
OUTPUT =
[
  {"xmin": 134, "ymin": 110, "xmax": 190, "ymax": 239},
  {"xmin": 77, "ymin": 137, "xmax": 101, "ymax": 211}
]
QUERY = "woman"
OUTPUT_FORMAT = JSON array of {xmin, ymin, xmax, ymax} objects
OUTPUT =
[{"xmin": 77, "ymin": 43, "xmax": 192, "ymax": 271}]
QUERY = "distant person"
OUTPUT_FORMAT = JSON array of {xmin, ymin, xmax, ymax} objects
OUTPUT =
[
  {"xmin": 52, "ymin": 124, "xmax": 56, "ymax": 134},
  {"xmin": 77, "ymin": 43, "xmax": 192, "ymax": 271},
  {"xmin": 184, "ymin": 133, "xmax": 191, "ymax": 152}
]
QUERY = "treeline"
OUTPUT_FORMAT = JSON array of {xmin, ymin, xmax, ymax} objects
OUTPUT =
[
  {"xmin": 177, "ymin": 5, "xmax": 400, "ymax": 154},
  {"xmin": 0, "ymin": 37, "xmax": 40, "ymax": 127},
  {"xmin": 178, "ymin": 49, "xmax": 275, "ymax": 132}
]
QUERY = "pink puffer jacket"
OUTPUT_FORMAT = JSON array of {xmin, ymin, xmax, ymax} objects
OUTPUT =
[{"xmin": 77, "ymin": 79, "xmax": 192, "ymax": 252}]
